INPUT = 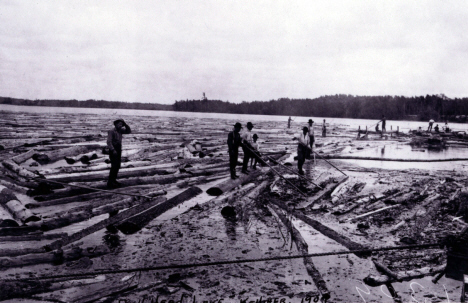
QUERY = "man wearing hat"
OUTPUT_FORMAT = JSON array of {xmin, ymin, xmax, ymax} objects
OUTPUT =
[
  {"xmin": 227, "ymin": 122, "xmax": 242, "ymax": 179},
  {"xmin": 107, "ymin": 118, "xmax": 131, "ymax": 188},
  {"xmin": 297, "ymin": 126, "xmax": 311, "ymax": 175},
  {"xmin": 241, "ymin": 122, "xmax": 255, "ymax": 174},
  {"xmin": 307, "ymin": 119, "xmax": 315, "ymax": 152}
]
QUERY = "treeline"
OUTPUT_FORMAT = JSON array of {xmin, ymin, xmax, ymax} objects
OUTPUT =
[
  {"xmin": 0, "ymin": 97, "xmax": 172, "ymax": 111},
  {"xmin": 174, "ymin": 94, "xmax": 468, "ymax": 122}
]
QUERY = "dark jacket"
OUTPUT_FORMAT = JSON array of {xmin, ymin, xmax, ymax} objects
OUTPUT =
[
  {"xmin": 227, "ymin": 131, "xmax": 241, "ymax": 153},
  {"xmin": 107, "ymin": 125, "xmax": 131, "ymax": 152}
]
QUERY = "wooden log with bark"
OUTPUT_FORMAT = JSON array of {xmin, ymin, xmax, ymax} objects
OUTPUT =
[
  {"xmin": 0, "ymin": 245, "xmax": 109, "ymax": 270},
  {"xmin": 116, "ymin": 186, "xmax": 203, "ymax": 234},
  {"xmin": 0, "ymin": 185, "xmax": 41, "ymax": 223},
  {"xmin": 10, "ymin": 148, "xmax": 37, "ymax": 164},
  {"xmin": 2, "ymin": 159, "xmax": 41, "ymax": 180},
  {"xmin": 32, "ymin": 145, "xmax": 92, "ymax": 164}
]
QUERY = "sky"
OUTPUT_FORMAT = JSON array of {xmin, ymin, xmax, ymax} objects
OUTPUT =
[{"xmin": 1, "ymin": 0, "xmax": 468, "ymax": 104}]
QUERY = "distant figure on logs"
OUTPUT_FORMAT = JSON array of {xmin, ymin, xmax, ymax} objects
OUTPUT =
[
  {"xmin": 375, "ymin": 123, "xmax": 380, "ymax": 133},
  {"xmin": 297, "ymin": 126, "xmax": 311, "ymax": 175},
  {"xmin": 107, "ymin": 118, "xmax": 131, "ymax": 188},
  {"xmin": 241, "ymin": 122, "xmax": 255, "ymax": 174},
  {"xmin": 428, "ymin": 119, "xmax": 435, "ymax": 132},
  {"xmin": 322, "ymin": 119, "xmax": 327, "ymax": 137},
  {"xmin": 307, "ymin": 119, "xmax": 315, "ymax": 152},
  {"xmin": 250, "ymin": 134, "xmax": 260, "ymax": 169},
  {"xmin": 380, "ymin": 115, "xmax": 386, "ymax": 135},
  {"xmin": 443, "ymin": 121, "xmax": 451, "ymax": 133},
  {"xmin": 227, "ymin": 122, "xmax": 242, "ymax": 180},
  {"xmin": 288, "ymin": 116, "xmax": 292, "ymax": 128},
  {"xmin": 434, "ymin": 124, "xmax": 439, "ymax": 133}
]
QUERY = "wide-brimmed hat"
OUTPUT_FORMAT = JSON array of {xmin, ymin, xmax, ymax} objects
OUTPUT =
[
  {"xmin": 246, "ymin": 122, "xmax": 254, "ymax": 127},
  {"xmin": 234, "ymin": 122, "xmax": 242, "ymax": 128},
  {"xmin": 302, "ymin": 126, "xmax": 309, "ymax": 131},
  {"xmin": 253, "ymin": 134, "xmax": 258, "ymax": 139},
  {"xmin": 308, "ymin": 119, "xmax": 314, "ymax": 123},
  {"xmin": 113, "ymin": 118, "xmax": 125, "ymax": 126}
]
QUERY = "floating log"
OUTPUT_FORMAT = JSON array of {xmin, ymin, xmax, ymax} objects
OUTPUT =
[
  {"xmin": 0, "ymin": 185, "xmax": 41, "ymax": 223},
  {"xmin": 323, "ymin": 155, "xmax": 468, "ymax": 162},
  {"xmin": 0, "ymin": 245, "xmax": 109, "ymax": 270},
  {"xmin": 0, "ymin": 205, "xmax": 18, "ymax": 227},
  {"xmin": 0, "ymin": 225, "xmax": 41, "ymax": 237},
  {"xmin": 206, "ymin": 170, "xmax": 263, "ymax": 196},
  {"xmin": 269, "ymin": 197, "xmax": 369, "ymax": 256},
  {"xmin": 45, "ymin": 196, "xmax": 167, "ymax": 251},
  {"xmin": 0, "ymin": 232, "xmax": 66, "ymax": 242},
  {"xmin": 10, "ymin": 148, "xmax": 37, "ymax": 164},
  {"xmin": 47, "ymin": 164, "xmax": 178, "ymax": 183},
  {"xmin": 0, "ymin": 178, "xmax": 30, "ymax": 195},
  {"xmin": 116, "ymin": 186, "xmax": 203, "ymax": 234},
  {"xmin": 2, "ymin": 159, "xmax": 41, "ymax": 180},
  {"xmin": 32, "ymin": 145, "xmax": 90, "ymax": 164},
  {"xmin": 269, "ymin": 204, "xmax": 330, "ymax": 301},
  {"xmin": 364, "ymin": 264, "xmax": 445, "ymax": 286}
]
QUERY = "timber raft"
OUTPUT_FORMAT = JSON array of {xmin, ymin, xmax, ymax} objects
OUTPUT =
[{"xmin": 0, "ymin": 109, "xmax": 468, "ymax": 302}]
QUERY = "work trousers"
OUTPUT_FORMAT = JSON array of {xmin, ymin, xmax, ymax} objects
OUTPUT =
[
  {"xmin": 309, "ymin": 135, "xmax": 315, "ymax": 150},
  {"xmin": 297, "ymin": 145, "xmax": 307, "ymax": 172},
  {"xmin": 229, "ymin": 150, "xmax": 239, "ymax": 177},
  {"xmin": 108, "ymin": 149, "xmax": 122, "ymax": 184},
  {"xmin": 242, "ymin": 146, "xmax": 252, "ymax": 171}
]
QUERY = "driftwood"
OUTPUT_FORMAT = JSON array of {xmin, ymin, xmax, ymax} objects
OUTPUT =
[
  {"xmin": 269, "ymin": 204, "xmax": 330, "ymax": 301},
  {"xmin": 0, "ymin": 185, "xmax": 41, "ymax": 223},
  {"xmin": 0, "ymin": 245, "xmax": 109, "ymax": 270},
  {"xmin": 116, "ymin": 186, "xmax": 203, "ymax": 234},
  {"xmin": 364, "ymin": 264, "xmax": 445, "ymax": 286}
]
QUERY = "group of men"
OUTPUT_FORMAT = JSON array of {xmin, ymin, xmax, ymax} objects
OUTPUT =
[{"xmin": 105, "ymin": 117, "xmax": 326, "ymax": 187}]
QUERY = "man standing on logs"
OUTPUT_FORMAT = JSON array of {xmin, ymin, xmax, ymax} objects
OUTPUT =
[
  {"xmin": 227, "ymin": 122, "xmax": 242, "ymax": 180},
  {"xmin": 297, "ymin": 126, "xmax": 311, "ymax": 175},
  {"xmin": 241, "ymin": 122, "xmax": 255, "ymax": 174},
  {"xmin": 107, "ymin": 118, "xmax": 131, "ymax": 188}
]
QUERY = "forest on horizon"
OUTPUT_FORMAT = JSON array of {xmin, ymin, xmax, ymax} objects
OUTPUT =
[{"xmin": 2, "ymin": 94, "xmax": 468, "ymax": 122}]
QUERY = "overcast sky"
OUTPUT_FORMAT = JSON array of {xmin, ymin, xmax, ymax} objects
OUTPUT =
[{"xmin": 1, "ymin": 1, "xmax": 468, "ymax": 104}]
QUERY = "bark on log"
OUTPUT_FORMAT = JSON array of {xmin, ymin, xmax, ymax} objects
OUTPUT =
[
  {"xmin": 2, "ymin": 159, "xmax": 41, "ymax": 180},
  {"xmin": 269, "ymin": 197, "xmax": 369, "ymax": 257},
  {"xmin": 11, "ymin": 148, "xmax": 37, "ymax": 164},
  {"xmin": 269, "ymin": 204, "xmax": 330, "ymax": 301},
  {"xmin": 364, "ymin": 264, "xmax": 445, "ymax": 286},
  {"xmin": 47, "ymin": 164, "xmax": 178, "ymax": 183},
  {"xmin": 0, "ymin": 178, "xmax": 30, "ymax": 195},
  {"xmin": 0, "ymin": 245, "xmax": 109, "ymax": 270},
  {"xmin": 45, "ymin": 196, "xmax": 167, "ymax": 251},
  {"xmin": 32, "ymin": 145, "xmax": 90, "ymax": 164},
  {"xmin": 116, "ymin": 186, "xmax": 203, "ymax": 234},
  {"xmin": 0, "ymin": 185, "xmax": 41, "ymax": 223}
]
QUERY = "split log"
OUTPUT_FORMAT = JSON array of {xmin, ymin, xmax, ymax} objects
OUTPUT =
[
  {"xmin": 32, "ymin": 145, "xmax": 90, "ymax": 164},
  {"xmin": 45, "ymin": 196, "xmax": 167, "ymax": 251},
  {"xmin": 364, "ymin": 264, "xmax": 445, "ymax": 286},
  {"xmin": 269, "ymin": 197, "xmax": 369, "ymax": 256},
  {"xmin": 116, "ymin": 186, "xmax": 203, "ymax": 234},
  {"xmin": 0, "ymin": 275, "xmax": 106, "ymax": 301},
  {"xmin": 297, "ymin": 176, "xmax": 349, "ymax": 209},
  {"xmin": 2, "ymin": 159, "xmax": 41, "ymax": 179},
  {"xmin": 0, "ymin": 185, "xmax": 41, "ymax": 223},
  {"xmin": 10, "ymin": 148, "xmax": 37, "ymax": 164},
  {"xmin": 0, "ymin": 245, "xmax": 109, "ymax": 270},
  {"xmin": 269, "ymin": 204, "xmax": 330, "ymax": 301}
]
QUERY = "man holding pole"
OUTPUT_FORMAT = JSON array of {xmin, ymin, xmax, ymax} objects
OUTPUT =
[
  {"xmin": 297, "ymin": 126, "xmax": 311, "ymax": 175},
  {"xmin": 307, "ymin": 119, "xmax": 315, "ymax": 151},
  {"xmin": 107, "ymin": 118, "xmax": 131, "ymax": 188}
]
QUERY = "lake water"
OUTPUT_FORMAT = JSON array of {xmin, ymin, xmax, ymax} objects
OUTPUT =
[{"xmin": 2, "ymin": 104, "xmax": 468, "ymax": 133}]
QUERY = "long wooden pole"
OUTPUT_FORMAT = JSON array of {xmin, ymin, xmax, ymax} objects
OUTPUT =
[
  {"xmin": 313, "ymin": 151, "xmax": 348, "ymax": 176},
  {"xmin": 267, "ymin": 156, "xmax": 322, "ymax": 189}
]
